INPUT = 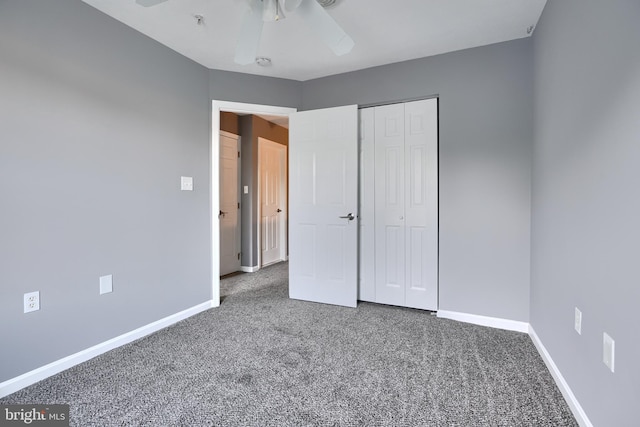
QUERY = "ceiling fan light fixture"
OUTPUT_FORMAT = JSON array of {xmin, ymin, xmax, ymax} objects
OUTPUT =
[{"xmin": 316, "ymin": 0, "xmax": 337, "ymax": 8}]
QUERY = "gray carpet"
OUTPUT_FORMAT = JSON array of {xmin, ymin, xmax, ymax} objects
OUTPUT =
[{"xmin": 1, "ymin": 262, "xmax": 577, "ymax": 426}]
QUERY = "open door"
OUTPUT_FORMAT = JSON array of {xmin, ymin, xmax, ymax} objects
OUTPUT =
[
  {"xmin": 219, "ymin": 131, "xmax": 241, "ymax": 276},
  {"xmin": 288, "ymin": 105, "xmax": 359, "ymax": 307}
]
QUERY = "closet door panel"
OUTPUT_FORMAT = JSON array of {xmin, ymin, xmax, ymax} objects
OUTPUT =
[
  {"xmin": 358, "ymin": 108, "xmax": 375, "ymax": 302},
  {"xmin": 375, "ymin": 103, "xmax": 405, "ymax": 306},
  {"xmin": 405, "ymin": 99, "xmax": 438, "ymax": 310}
]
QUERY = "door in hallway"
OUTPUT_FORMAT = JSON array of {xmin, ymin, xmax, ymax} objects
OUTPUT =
[
  {"xmin": 220, "ymin": 131, "xmax": 241, "ymax": 276},
  {"xmin": 259, "ymin": 137, "xmax": 287, "ymax": 267}
]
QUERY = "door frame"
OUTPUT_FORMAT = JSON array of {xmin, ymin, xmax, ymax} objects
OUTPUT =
[
  {"xmin": 257, "ymin": 137, "xmax": 288, "ymax": 267},
  {"xmin": 211, "ymin": 101, "xmax": 296, "ymax": 307}
]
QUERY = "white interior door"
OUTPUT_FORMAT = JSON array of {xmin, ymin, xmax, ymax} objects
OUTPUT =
[
  {"xmin": 219, "ymin": 132, "xmax": 241, "ymax": 276},
  {"xmin": 289, "ymin": 105, "xmax": 359, "ymax": 308},
  {"xmin": 259, "ymin": 137, "xmax": 287, "ymax": 267}
]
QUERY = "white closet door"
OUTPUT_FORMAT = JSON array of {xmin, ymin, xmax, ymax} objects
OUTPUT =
[
  {"xmin": 289, "ymin": 105, "xmax": 359, "ymax": 308},
  {"xmin": 404, "ymin": 99, "xmax": 438, "ymax": 310},
  {"xmin": 358, "ymin": 107, "xmax": 375, "ymax": 302},
  {"xmin": 374, "ymin": 103, "xmax": 406, "ymax": 306}
]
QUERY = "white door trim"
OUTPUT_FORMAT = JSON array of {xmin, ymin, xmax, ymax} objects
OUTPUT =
[
  {"xmin": 211, "ymin": 101, "xmax": 297, "ymax": 307},
  {"xmin": 258, "ymin": 137, "xmax": 288, "ymax": 267}
]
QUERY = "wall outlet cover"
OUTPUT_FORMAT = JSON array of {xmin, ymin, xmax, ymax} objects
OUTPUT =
[
  {"xmin": 181, "ymin": 176, "xmax": 193, "ymax": 191},
  {"xmin": 100, "ymin": 275, "xmax": 113, "ymax": 295},
  {"xmin": 24, "ymin": 291, "xmax": 40, "ymax": 313},
  {"xmin": 603, "ymin": 332, "xmax": 615, "ymax": 373}
]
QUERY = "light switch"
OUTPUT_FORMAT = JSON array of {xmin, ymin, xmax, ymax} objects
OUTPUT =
[
  {"xmin": 181, "ymin": 176, "xmax": 193, "ymax": 191},
  {"xmin": 100, "ymin": 275, "xmax": 113, "ymax": 295},
  {"xmin": 243, "ymin": 186, "xmax": 249, "ymax": 194}
]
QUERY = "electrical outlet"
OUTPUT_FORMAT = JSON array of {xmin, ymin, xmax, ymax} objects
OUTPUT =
[
  {"xmin": 24, "ymin": 291, "xmax": 40, "ymax": 313},
  {"xmin": 574, "ymin": 307, "xmax": 582, "ymax": 335},
  {"xmin": 603, "ymin": 333, "xmax": 615, "ymax": 373}
]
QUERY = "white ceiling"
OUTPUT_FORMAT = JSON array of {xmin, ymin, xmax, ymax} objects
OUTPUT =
[{"xmin": 81, "ymin": 0, "xmax": 547, "ymax": 81}]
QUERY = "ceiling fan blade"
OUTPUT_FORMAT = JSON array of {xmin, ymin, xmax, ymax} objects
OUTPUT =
[
  {"xmin": 234, "ymin": 0, "xmax": 264, "ymax": 65},
  {"xmin": 135, "ymin": 0, "xmax": 170, "ymax": 7},
  {"xmin": 296, "ymin": 0, "xmax": 354, "ymax": 56}
]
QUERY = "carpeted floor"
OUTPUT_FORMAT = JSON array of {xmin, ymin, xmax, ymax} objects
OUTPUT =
[{"xmin": 1, "ymin": 262, "xmax": 577, "ymax": 426}]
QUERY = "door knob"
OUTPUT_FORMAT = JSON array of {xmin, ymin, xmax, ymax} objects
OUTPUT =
[
  {"xmin": 219, "ymin": 210, "xmax": 227, "ymax": 218},
  {"xmin": 339, "ymin": 213, "xmax": 355, "ymax": 221},
  {"xmin": 277, "ymin": 208, "xmax": 282, "ymax": 213}
]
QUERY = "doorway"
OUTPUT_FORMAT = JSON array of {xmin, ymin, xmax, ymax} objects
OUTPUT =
[{"xmin": 211, "ymin": 101, "xmax": 297, "ymax": 307}]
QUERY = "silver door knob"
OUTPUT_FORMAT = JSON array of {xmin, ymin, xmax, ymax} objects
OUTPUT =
[{"xmin": 339, "ymin": 213, "xmax": 355, "ymax": 221}]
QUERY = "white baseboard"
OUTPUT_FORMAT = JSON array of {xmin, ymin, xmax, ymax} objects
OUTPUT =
[
  {"xmin": 437, "ymin": 310, "xmax": 529, "ymax": 333},
  {"xmin": 0, "ymin": 300, "xmax": 214, "ymax": 398},
  {"xmin": 240, "ymin": 265, "xmax": 259, "ymax": 273},
  {"xmin": 528, "ymin": 326, "xmax": 593, "ymax": 427}
]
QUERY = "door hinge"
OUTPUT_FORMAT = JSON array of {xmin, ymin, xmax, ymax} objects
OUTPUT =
[
  {"xmin": 237, "ymin": 253, "xmax": 240, "ymax": 260},
  {"xmin": 237, "ymin": 151, "xmax": 240, "ymax": 158},
  {"xmin": 238, "ymin": 202, "xmax": 240, "ymax": 209}
]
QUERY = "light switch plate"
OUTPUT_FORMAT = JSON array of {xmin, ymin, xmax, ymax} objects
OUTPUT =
[
  {"xmin": 243, "ymin": 185, "xmax": 249, "ymax": 194},
  {"xmin": 181, "ymin": 176, "xmax": 193, "ymax": 191},
  {"xmin": 100, "ymin": 275, "xmax": 113, "ymax": 295}
]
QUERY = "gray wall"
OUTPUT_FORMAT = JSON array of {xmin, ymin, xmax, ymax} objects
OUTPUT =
[
  {"xmin": 531, "ymin": 1, "xmax": 640, "ymax": 425},
  {"xmin": 303, "ymin": 39, "xmax": 534, "ymax": 322},
  {"xmin": 239, "ymin": 116, "xmax": 255, "ymax": 267},
  {"xmin": 0, "ymin": 0, "xmax": 211, "ymax": 382},
  {"xmin": 209, "ymin": 69, "xmax": 302, "ymax": 108}
]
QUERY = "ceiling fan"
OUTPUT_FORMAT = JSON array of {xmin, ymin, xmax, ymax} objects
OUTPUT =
[{"xmin": 135, "ymin": 0, "xmax": 355, "ymax": 65}]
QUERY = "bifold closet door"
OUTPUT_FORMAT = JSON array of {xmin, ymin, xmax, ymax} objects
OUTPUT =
[
  {"xmin": 373, "ymin": 99, "xmax": 438, "ymax": 311},
  {"xmin": 404, "ymin": 99, "xmax": 438, "ymax": 310},
  {"xmin": 374, "ymin": 103, "xmax": 406, "ymax": 306}
]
